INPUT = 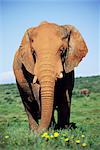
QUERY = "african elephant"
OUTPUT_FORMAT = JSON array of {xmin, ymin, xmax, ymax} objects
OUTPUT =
[{"xmin": 13, "ymin": 21, "xmax": 88, "ymax": 133}]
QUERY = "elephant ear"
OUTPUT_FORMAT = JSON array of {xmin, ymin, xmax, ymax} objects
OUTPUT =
[
  {"xmin": 63, "ymin": 25, "xmax": 88, "ymax": 73},
  {"xmin": 19, "ymin": 28, "xmax": 35, "ymax": 75}
]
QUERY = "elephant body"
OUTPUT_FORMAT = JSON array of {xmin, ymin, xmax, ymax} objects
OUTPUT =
[
  {"xmin": 13, "ymin": 21, "xmax": 88, "ymax": 133},
  {"xmin": 16, "ymin": 64, "xmax": 74, "ymax": 130},
  {"xmin": 80, "ymin": 88, "xmax": 90, "ymax": 96}
]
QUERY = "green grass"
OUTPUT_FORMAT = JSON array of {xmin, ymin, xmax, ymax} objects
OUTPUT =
[{"xmin": 0, "ymin": 76, "xmax": 100, "ymax": 150}]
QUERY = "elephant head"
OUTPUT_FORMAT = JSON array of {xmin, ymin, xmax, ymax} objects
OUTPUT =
[{"xmin": 18, "ymin": 22, "xmax": 88, "ymax": 133}]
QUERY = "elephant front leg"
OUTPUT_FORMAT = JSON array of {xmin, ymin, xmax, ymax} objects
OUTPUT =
[
  {"xmin": 57, "ymin": 90, "xmax": 72, "ymax": 129},
  {"xmin": 65, "ymin": 90, "xmax": 71, "ymax": 127},
  {"xmin": 15, "ymin": 72, "xmax": 39, "ymax": 132},
  {"xmin": 26, "ymin": 108, "xmax": 39, "ymax": 131},
  {"xmin": 17, "ymin": 81, "xmax": 39, "ymax": 131}
]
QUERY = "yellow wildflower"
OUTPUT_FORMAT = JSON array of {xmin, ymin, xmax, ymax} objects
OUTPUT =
[
  {"xmin": 50, "ymin": 134, "xmax": 54, "ymax": 138},
  {"xmin": 41, "ymin": 132, "xmax": 48, "ymax": 138},
  {"xmin": 76, "ymin": 139, "xmax": 80, "ymax": 144},
  {"xmin": 54, "ymin": 132, "xmax": 59, "ymax": 137},
  {"xmin": 82, "ymin": 143, "xmax": 87, "ymax": 147},
  {"xmin": 5, "ymin": 135, "xmax": 9, "ymax": 139},
  {"xmin": 81, "ymin": 134, "xmax": 85, "ymax": 138},
  {"xmin": 45, "ymin": 135, "xmax": 50, "ymax": 139},
  {"xmin": 64, "ymin": 138, "xmax": 69, "ymax": 142}
]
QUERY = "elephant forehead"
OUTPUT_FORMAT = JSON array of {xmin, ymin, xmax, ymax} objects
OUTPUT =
[
  {"xmin": 36, "ymin": 26, "xmax": 59, "ymax": 38},
  {"xmin": 33, "ymin": 23, "xmax": 60, "ymax": 39},
  {"xmin": 33, "ymin": 29, "xmax": 62, "ymax": 50},
  {"xmin": 34, "ymin": 37, "xmax": 62, "ymax": 51}
]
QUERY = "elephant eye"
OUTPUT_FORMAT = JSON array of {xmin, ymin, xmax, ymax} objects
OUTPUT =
[
  {"xmin": 60, "ymin": 47, "xmax": 65, "ymax": 54},
  {"xmin": 60, "ymin": 48, "xmax": 67, "ymax": 63},
  {"xmin": 30, "ymin": 37, "xmax": 34, "ymax": 42},
  {"xmin": 62, "ymin": 35, "xmax": 68, "ymax": 40}
]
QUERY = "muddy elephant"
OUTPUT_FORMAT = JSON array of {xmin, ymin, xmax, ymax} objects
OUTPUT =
[
  {"xmin": 80, "ymin": 88, "xmax": 90, "ymax": 96},
  {"xmin": 13, "ymin": 21, "xmax": 88, "ymax": 133}
]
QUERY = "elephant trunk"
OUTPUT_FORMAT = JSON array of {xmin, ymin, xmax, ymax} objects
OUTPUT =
[{"xmin": 37, "ymin": 61, "xmax": 55, "ymax": 133}]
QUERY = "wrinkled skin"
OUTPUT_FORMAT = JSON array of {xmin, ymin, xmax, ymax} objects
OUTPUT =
[{"xmin": 13, "ymin": 21, "xmax": 88, "ymax": 133}]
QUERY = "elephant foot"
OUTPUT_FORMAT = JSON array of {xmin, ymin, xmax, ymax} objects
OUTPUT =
[
  {"xmin": 28, "ymin": 115, "xmax": 39, "ymax": 131},
  {"xmin": 33, "ymin": 127, "xmax": 47, "ymax": 135},
  {"xmin": 54, "ymin": 122, "xmax": 77, "ymax": 130},
  {"xmin": 29, "ymin": 123, "xmax": 38, "ymax": 131},
  {"xmin": 49, "ymin": 120, "xmax": 56, "ymax": 129},
  {"xmin": 29, "ymin": 121, "xmax": 39, "ymax": 132},
  {"xmin": 67, "ymin": 122, "xmax": 77, "ymax": 129},
  {"xmin": 61, "ymin": 122, "xmax": 77, "ymax": 130}
]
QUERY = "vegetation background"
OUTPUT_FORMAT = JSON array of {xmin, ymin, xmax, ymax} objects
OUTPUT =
[{"xmin": 0, "ymin": 76, "xmax": 100, "ymax": 150}]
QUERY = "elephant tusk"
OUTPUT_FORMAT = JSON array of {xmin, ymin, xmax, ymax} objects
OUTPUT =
[
  {"xmin": 56, "ymin": 72, "xmax": 63, "ymax": 79},
  {"xmin": 33, "ymin": 75, "xmax": 38, "ymax": 84},
  {"xmin": 59, "ymin": 72, "xmax": 63, "ymax": 79}
]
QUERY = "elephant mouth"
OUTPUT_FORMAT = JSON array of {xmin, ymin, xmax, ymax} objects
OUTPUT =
[{"xmin": 33, "ymin": 71, "xmax": 64, "ymax": 84}]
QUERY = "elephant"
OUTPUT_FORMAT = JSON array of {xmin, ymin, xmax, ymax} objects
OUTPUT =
[
  {"xmin": 13, "ymin": 21, "xmax": 88, "ymax": 133},
  {"xmin": 80, "ymin": 88, "xmax": 90, "ymax": 96}
]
